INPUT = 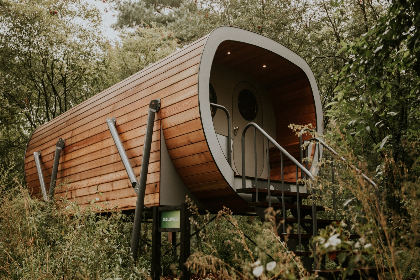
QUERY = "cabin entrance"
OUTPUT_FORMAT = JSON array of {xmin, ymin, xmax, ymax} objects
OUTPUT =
[{"xmin": 232, "ymin": 81, "xmax": 265, "ymax": 177}]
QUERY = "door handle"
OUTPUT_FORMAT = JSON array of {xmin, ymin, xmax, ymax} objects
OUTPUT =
[{"xmin": 233, "ymin": 126, "xmax": 239, "ymax": 136}]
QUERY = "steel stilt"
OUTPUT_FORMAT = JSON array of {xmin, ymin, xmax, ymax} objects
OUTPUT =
[
  {"xmin": 48, "ymin": 138, "xmax": 65, "ymax": 199},
  {"xmin": 131, "ymin": 99, "xmax": 161, "ymax": 261}
]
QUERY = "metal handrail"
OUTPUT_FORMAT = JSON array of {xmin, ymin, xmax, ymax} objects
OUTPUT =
[
  {"xmin": 241, "ymin": 123, "xmax": 315, "ymax": 185},
  {"xmin": 299, "ymin": 128, "xmax": 377, "ymax": 188},
  {"xmin": 241, "ymin": 122, "xmax": 315, "ymax": 252},
  {"xmin": 210, "ymin": 103, "xmax": 231, "ymax": 166}
]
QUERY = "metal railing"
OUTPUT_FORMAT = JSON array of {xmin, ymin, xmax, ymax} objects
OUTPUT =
[
  {"xmin": 241, "ymin": 122, "xmax": 315, "ymax": 252},
  {"xmin": 210, "ymin": 103, "xmax": 232, "ymax": 166}
]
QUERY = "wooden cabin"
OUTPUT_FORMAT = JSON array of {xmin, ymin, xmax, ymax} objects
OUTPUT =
[{"xmin": 24, "ymin": 27, "xmax": 323, "ymax": 214}]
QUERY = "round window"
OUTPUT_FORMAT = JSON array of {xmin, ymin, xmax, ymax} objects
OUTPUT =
[
  {"xmin": 238, "ymin": 89, "xmax": 258, "ymax": 121},
  {"xmin": 209, "ymin": 83, "xmax": 217, "ymax": 118}
]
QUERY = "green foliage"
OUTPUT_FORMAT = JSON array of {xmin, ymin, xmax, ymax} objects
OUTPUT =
[
  {"xmin": 114, "ymin": 0, "xmax": 183, "ymax": 28},
  {"xmin": 0, "ymin": 0, "xmax": 113, "ymax": 186},
  {"xmin": 185, "ymin": 201, "xmax": 310, "ymax": 279},
  {"xmin": 0, "ymin": 181, "xmax": 150, "ymax": 279},
  {"xmin": 106, "ymin": 25, "xmax": 179, "ymax": 84},
  {"xmin": 329, "ymin": 0, "xmax": 420, "ymax": 212}
]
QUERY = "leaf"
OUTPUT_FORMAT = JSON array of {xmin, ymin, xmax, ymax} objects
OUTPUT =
[
  {"xmin": 379, "ymin": 135, "xmax": 390, "ymax": 149},
  {"xmin": 338, "ymin": 251, "xmax": 347, "ymax": 263},
  {"xmin": 344, "ymin": 198, "xmax": 353, "ymax": 206},
  {"xmin": 347, "ymin": 266, "xmax": 355, "ymax": 276}
]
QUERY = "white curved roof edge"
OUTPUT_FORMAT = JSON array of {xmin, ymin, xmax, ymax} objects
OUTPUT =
[{"xmin": 198, "ymin": 26, "xmax": 323, "ymax": 188}]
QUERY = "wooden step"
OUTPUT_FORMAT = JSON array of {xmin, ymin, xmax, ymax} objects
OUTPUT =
[
  {"xmin": 234, "ymin": 175, "xmax": 306, "ymax": 186},
  {"xmin": 293, "ymin": 250, "xmax": 371, "ymax": 257},
  {"xmin": 279, "ymin": 233, "xmax": 360, "ymax": 239},
  {"xmin": 249, "ymin": 201, "xmax": 325, "ymax": 211},
  {"xmin": 312, "ymin": 267, "xmax": 389, "ymax": 278},
  {"xmin": 237, "ymin": 188, "xmax": 310, "ymax": 198},
  {"xmin": 276, "ymin": 217, "xmax": 339, "ymax": 224}
]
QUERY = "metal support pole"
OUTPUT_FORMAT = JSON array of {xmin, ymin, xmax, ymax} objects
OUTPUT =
[
  {"xmin": 281, "ymin": 152, "xmax": 286, "ymax": 234},
  {"xmin": 48, "ymin": 138, "xmax": 65, "ymax": 199},
  {"xmin": 312, "ymin": 180, "xmax": 318, "ymax": 269},
  {"xmin": 254, "ymin": 127, "xmax": 258, "ymax": 201},
  {"xmin": 131, "ymin": 99, "xmax": 161, "ymax": 261},
  {"xmin": 151, "ymin": 206, "xmax": 161, "ymax": 280},
  {"xmin": 296, "ymin": 166, "xmax": 301, "ymax": 251},
  {"xmin": 33, "ymin": 151, "xmax": 48, "ymax": 201},
  {"xmin": 179, "ymin": 203, "xmax": 191, "ymax": 280},
  {"xmin": 210, "ymin": 103, "xmax": 231, "ymax": 165},
  {"xmin": 332, "ymin": 160, "xmax": 336, "ymax": 220},
  {"xmin": 106, "ymin": 117, "xmax": 137, "ymax": 189},
  {"xmin": 267, "ymin": 138, "xmax": 271, "ymax": 208},
  {"xmin": 299, "ymin": 135, "xmax": 304, "ymax": 179}
]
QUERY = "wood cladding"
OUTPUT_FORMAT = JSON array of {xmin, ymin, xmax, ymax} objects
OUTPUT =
[
  {"xmin": 25, "ymin": 37, "xmax": 208, "ymax": 210},
  {"xmin": 213, "ymin": 40, "xmax": 317, "ymax": 183}
]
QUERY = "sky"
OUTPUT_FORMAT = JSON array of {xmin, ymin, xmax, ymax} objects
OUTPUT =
[{"xmin": 88, "ymin": 0, "xmax": 120, "ymax": 41}]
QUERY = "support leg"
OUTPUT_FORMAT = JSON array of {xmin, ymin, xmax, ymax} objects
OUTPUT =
[
  {"xmin": 106, "ymin": 117, "xmax": 137, "ymax": 189},
  {"xmin": 33, "ymin": 151, "xmax": 48, "ymax": 201},
  {"xmin": 48, "ymin": 138, "xmax": 65, "ymax": 199},
  {"xmin": 179, "ymin": 203, "xmax": 190, "ymax": 280},
  {"xmin": 151, "ymin": 207, "xmax": 161, "ymax": 280},
  {"xmin": 131, "ymin": 99, "xmax": 161, "ymax": 260}
]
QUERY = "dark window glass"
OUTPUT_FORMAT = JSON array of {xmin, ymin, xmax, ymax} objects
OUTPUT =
[
  {"xmin": 238, "ymin": 89, "xmax": 258, "ymax": 121},
  {"xmin": 209, "ymin": 83, "xmax": 217, "ymax": 118}
]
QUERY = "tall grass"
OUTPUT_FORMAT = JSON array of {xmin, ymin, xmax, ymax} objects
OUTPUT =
[{"xmin": 0, "ymin": 177, "xmax": 147, "ymax": 279}]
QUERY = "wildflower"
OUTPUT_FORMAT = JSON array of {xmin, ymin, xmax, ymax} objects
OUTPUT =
[
  {"xmin": 266, "ymin": 261, "xmax": 276, "ymax": 271},
  {"xmin": 253, "ymin": 265, "xmax": 264, "ymax": 277},
  {"xmin": 324, "ymin": 233, "xmax": 341, "ymax": 248},
  {"xmin": 251, "ymin": 259, "xmax": 261, "ymax": 267}
]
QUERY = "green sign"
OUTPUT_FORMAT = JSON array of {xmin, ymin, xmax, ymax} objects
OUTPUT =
[{"xmin": 160, "ymin": 210, "xmax": 180, "ymax": 229}]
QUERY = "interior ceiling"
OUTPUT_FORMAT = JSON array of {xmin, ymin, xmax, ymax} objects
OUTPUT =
[{"xmin": 212, "ymin": 40, "xmax": 317, "ymax": 182}]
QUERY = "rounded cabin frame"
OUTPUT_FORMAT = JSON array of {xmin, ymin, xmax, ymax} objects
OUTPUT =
[{"xmin": 24, "ymin": 27, "xmax": 322, "ymax": 214}]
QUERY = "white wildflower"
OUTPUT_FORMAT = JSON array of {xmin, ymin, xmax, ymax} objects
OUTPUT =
[
  {"xmin": 251, "ymin": 260, "xmax": 261, "ymax": 267},
  {"xmin": 253, "ymin": 265, "xmax": 264, "ymax": 277},
  {"xmin": 364, "ymin": 243, "xmax": 372, "ymax": 249},
  {"xmin": 324, "ymin": 233, "xmax": 341, "ymax": 248},
  {"xmin": 266, "ymin": 261, "xmax": 276, "ymax": 271}
]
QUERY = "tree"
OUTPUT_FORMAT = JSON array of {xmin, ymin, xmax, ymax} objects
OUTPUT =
[
  {"xmin": 106, "ymin": 25, "xmax": 179, "ymax": 84},
  {"xmin": 114, "ymin": 0, "xmax": 183, "ymax": 28},
  {"xmin": 114, "ymin": 0, "xmax": 386, "ymax": 128},
  {"xmin": 330, "ymin": 0, "xmax": 420, "ymax": 212},
  {"xmin": 0, "ymin": 0, "xmax": 111, "ymax": 183}
]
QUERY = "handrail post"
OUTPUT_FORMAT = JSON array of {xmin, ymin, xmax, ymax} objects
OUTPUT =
[
  {"xmin": 241, "ymin": 129, "xmax": 246, "ymax": 189},
  {"xmin": 332, "ymin": 159, "xmax": 336, "ymax": 220},
  {"xmin": 131, "ymin": 99, "xmax": 161, "ymax": 261},
  {"xmin": 254, "ymin": 127, "xmax": 258, "ymax": 201},
  {"xmin": 48, "ymin": 138, "xmax": 65, "ymax": 199},
  {"xmin": 281, "ymin": 152, "xmax": 286, "ymax": 234},
  {"xmin": 266, "ymin": 138, "xmax": 271, "ymax": 208},
  {"xmin": 296, "ymin": 165, "xmax": 301, "ymax": 251},
  {"xmin": 210, "ymin": 103, "xmax": 231, "ymax": 166}
]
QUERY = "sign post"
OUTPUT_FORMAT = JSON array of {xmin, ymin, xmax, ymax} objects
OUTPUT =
[{"xmin": 150, "ymin": 204, "xmax": 190, "ymax": 280}]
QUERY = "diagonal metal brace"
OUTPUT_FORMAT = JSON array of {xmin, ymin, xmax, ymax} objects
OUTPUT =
[
  {"xmin": 33, "ymin": 138, "xmax": 65, "ymax": 202},
  {"xmin": 131, "ymin": 98, "xmax": 160, "ymax": 261},
  {"xmin": 34, "ymin": 151, "xmax": 48, "ymax": 201},
  {"xmin": 49, "ymin": 138, "xmax": 65, "ymax": 199},
  {"xmin": 106, "ymin": 117, "xmax": 138, "ymax": 190}
]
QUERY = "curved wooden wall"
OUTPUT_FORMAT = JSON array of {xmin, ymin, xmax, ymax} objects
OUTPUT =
[
  {"xmin": 24, "ymin": 36, "xmax": 208, "ymax": 211},
  {"xmin": 24, "ymin": 27, "xmax": 320, "ymax": 214}
]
